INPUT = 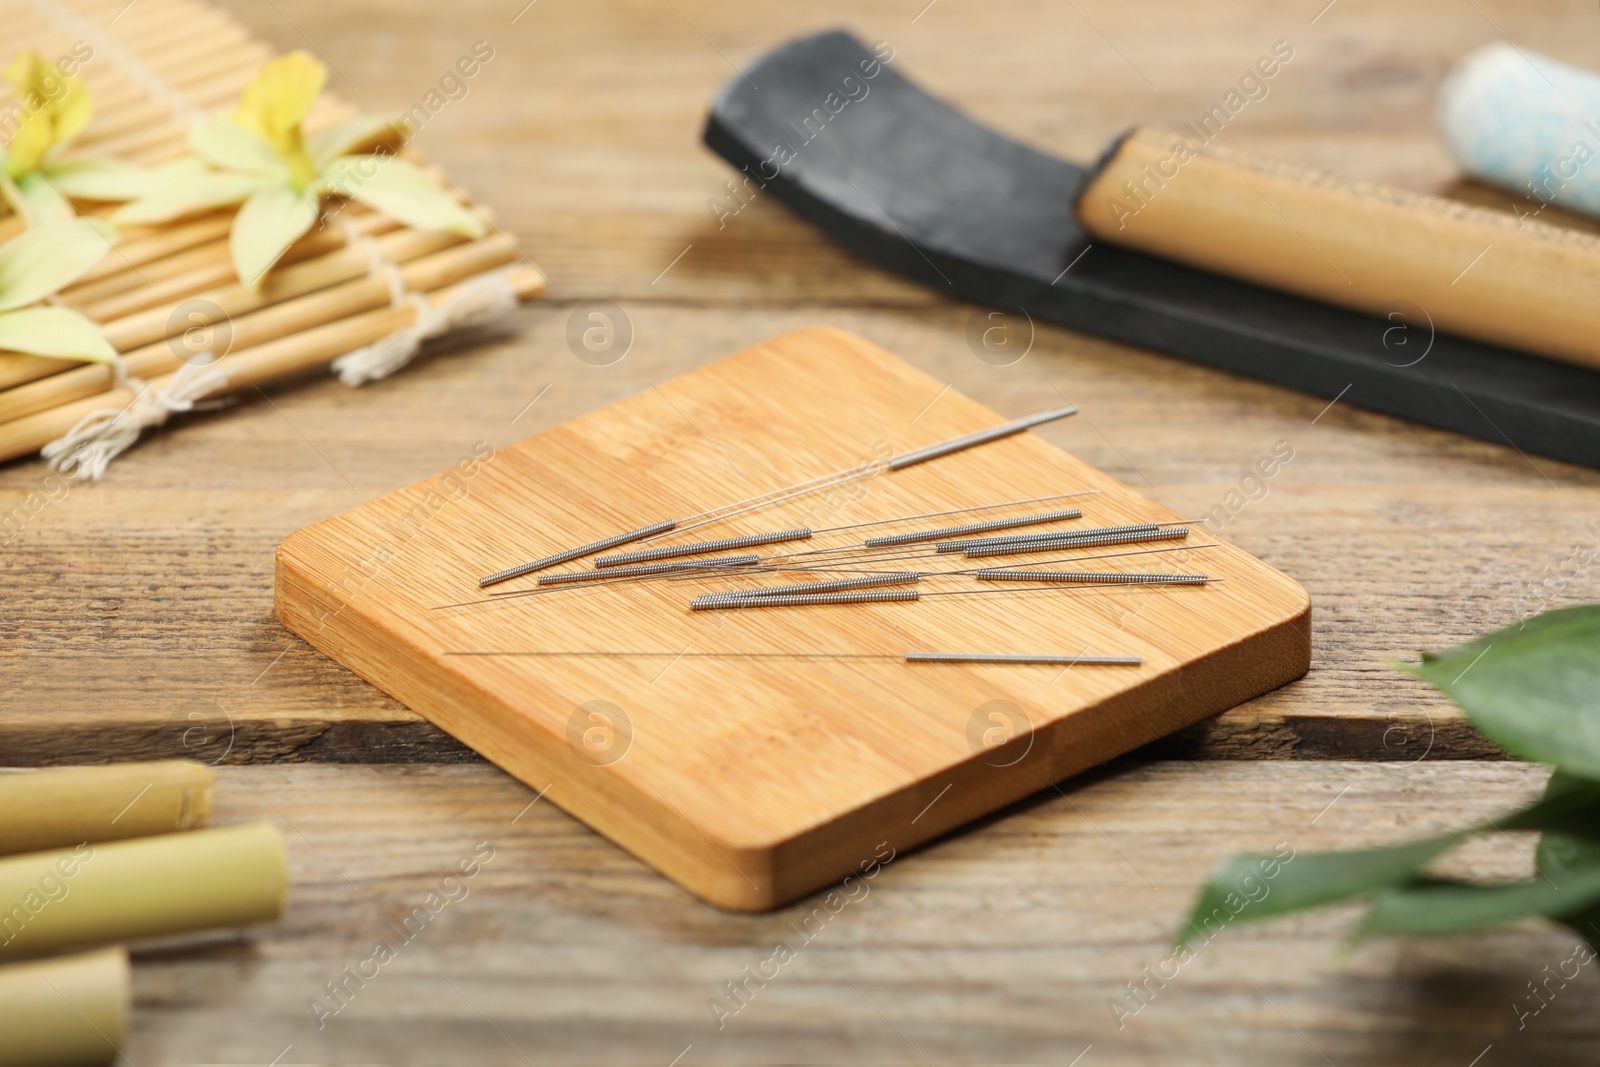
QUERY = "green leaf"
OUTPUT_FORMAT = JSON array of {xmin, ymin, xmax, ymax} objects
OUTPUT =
[
  {"xmin": 189, "ymin": 115, "xmax": 285, "ymax": 176},
  {"xmin": 0, "ymin": 306, "xmax": 116, "ymax": 362},
  {"xmin": 230, "ymin": 185, "xmax": 320, "ymax": 287},
  {"xmin": 1536, "ymin": 771, "xmax": 1600, "ymax": 948},
  {"xmin": 1176, "ymin": 836, "xmax": 1462, "ymax": 948},
  {"xmin": 320, "ymin": 155, "xmax": 484, "ymax": 237},
  {"xmin": 113, "ymin": 169, "xmax": 277, "ymax": 226},
  {"xmin": 43, "ymin": 158, "xmax": 159, "ymax": 202},
  {"xmin": 1399, "ymin": 606, "xmax": 1600, "ymax": 777},
  {"xmin": 3, "ymin": 171, "xmax": 73, "ymax": 227},
  {"xmin": 1541, "ymin": 830, "xmax": 1600, "ymax": 878},
  {"xmin": 0, "ymin": 218, "xmax": 116, "ymax": 311},
  {"xmin": 1356, "ymin": 864, "xmax": 1600, "ymax": 940},
  {"xmin": 308, "ymin": 114, "xmax": 405, "ymax": 169},
  {"xmin": 1515, "ymin": 771, "xmax": 1600, "ymax": 844},
  {"xmin": 1175, "ymin": 772, "xmax": 1600, "ymax": 947}
]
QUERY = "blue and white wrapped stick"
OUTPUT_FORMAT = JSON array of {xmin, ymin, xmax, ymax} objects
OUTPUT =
[{"xmin": 1439, "ymin": 43, "xmax": 1600, "ymax": 219}]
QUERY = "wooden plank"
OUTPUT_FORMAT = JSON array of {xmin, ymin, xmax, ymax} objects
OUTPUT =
[
  {"xmin": 118, "ymin": 760, "xmax": 1595, "ymax": 1064},
  {"xmin": 3, "ymin": 306, "xmax": 1596, "ymax": 765},
  {"xmin": 273, "ymin": 328, "xmax": 1312, "ymax": 908},
  {"xmin": 3, "ymin": 0, "xmax": 1599, "ymax": 768}
]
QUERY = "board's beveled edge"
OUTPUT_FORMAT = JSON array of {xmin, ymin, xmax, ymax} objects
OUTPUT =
[
  {"xmin": 273, "ymin": 539, "xmax": 786, "ymax": 909},
  {"xmin": 763, "ymin": 600, "xmax": 1313, "ymax": 905},
  {"xmin": 274, "ymin": 326, "xmax": 1316, "ymax": 910}
]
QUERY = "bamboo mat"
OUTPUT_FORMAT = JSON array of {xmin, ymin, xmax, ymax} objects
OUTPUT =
[{"xmin": 0, "ymin": 0, "xmax": 547, "ymax": 473}]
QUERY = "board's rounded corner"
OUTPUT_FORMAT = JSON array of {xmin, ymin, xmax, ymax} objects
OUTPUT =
[
  {"xmin": 763, "ymin": 325, "xmax": 869, "ymax": 352},
  {"xmin": 1281, "ymin": 595, "xmax": 1315, "ymax": 679},
  {"xmin": 676, "ymin": 848, "xmax": 787, "ymax": 912}
]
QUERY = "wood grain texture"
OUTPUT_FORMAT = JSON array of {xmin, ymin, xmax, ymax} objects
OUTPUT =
[
  {"xmin": 3, "ymin": 0, "xmax": 1599, "ymax": 767},
  {"xmin": 1, "ymin": 0, "xmax": 1597, "ymax": 1055},
  {"xmin": 275, "ymin": 328, "xmax": 1311, "ymax": 908},
  {"xmin": 118, "ymin": 760, "xmax": 1600, "ymax": 1064}
]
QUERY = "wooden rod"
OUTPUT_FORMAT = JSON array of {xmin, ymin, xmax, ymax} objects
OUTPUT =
[
  {"xmin": 0, "ymin": 947, "xmax": 127, "ymax": 1067},
  {"xmin": 1076, "ymin": 125, "xmax": 1600, "ymax": 372},
  {"xmin": 0, "ymin": 264, "xmax": 546, "ymax": 462},
  {"xmin": 67, "ymin": 210, "xmax": 400, "ymax": 317},
  {"xmin": 0, "ymin": 824, "xmax": 287, "ymax": 959},
  {"xmin": 0, "ymin": 231, "xmax": 504, "ymax": 425},
  {"xmin": 0, "ymin": 761, "xmax": 213, "ymax": 857}
]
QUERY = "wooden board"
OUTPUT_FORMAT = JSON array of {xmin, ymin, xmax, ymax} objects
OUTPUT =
[{"xmin": 275, "ymin": 327, "xmax": 1310, "ymax": 908}]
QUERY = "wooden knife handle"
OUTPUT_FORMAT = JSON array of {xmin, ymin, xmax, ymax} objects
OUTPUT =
[{"xmin": 1075, "ymin": 126, "xmax": 1600, "ymax": 372}]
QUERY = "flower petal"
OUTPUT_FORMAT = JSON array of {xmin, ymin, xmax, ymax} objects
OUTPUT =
[
  {"xmin": 41, "ymin": 158, "xmax": 158, "ymax": 202},
  {"xmin": 113, "ymin": 170, "xmax": 277, "ymax": 225},
  {"xmin": 45, "ymin": 66, "xmax": 92, "ymax": 151},
  {"xmin": 189, "ymin": 115, "xmax": 286, "ymax": 176},
  {"xmin": 308, "ymin": 114, "xmax": 407, "ymax": 170},
  {"xmin": 3, "ymin": 52, "xmax": 93, "ymax": 174},
  {"xmin": 321, "ymin": 155, "xmax": 485, "ymax": 238},
  {"xmin": 230, "ymin": 185, "xmax": 321, "ymax": 287},
  {"xmin": 235, "ymin": 52, "xmax": 326, "ymax": 152},
  {"xmin": 0, "ymin": 218, "xmax": 116, "ymax": 311},
  {"xmin": 4, "ymin": 172, "xmax": 74, "ymax": 227},
  {"xmin": 0, "ymin": 306, "xmax": 117, "ymax": 362}
]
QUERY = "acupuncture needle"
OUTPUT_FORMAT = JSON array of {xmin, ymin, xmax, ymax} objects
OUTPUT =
[
  {"xmin": 691, "ymin": 569, "xmax": 1210, "ymax": 604},
  {"xmin": 437, "ymin": 559, "xmax": 763, "ymax": 609},
  {"xmin": 760, "ymin": 518, "xmax": 1203, "ymax": 564},
  {"xmin": 450, "ymin": 537, "xmax": 1222, "ymax": 608},
  {"xmin": 598, "ymin": 506, "xmax": 1091, "ymax": 570},
  {"xmin": 662, "ymin": 542, "xmax": 1223, "ymax": 584},
  {"xmin": 442, "ymin": 650, "xmax": 1142, "ymax": 666},
  {"xmin": 629, "ymin": 404, "xmax": 1080, "ymax": 544},
  {"xmin": 810, "ymin": 489, "xmax": 1099, "ymax": 535},
  {"xmin": 689, "ymin": 580, "xmax": 1222, "ymax": 610},
  {"xmin": 480, "ymin": 405, "xmax": 1081, "ymax": 586},
  {"xmin": 484, "ymin": 490, "xmax": 1099, "ymax": 590}
]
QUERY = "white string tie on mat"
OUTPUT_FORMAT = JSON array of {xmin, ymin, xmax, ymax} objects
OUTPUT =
[
  {"xmin": 30, "ymin": 0, "xmax": 209, "ymax": 124},
  {"xmin": 42, "ymin": 362, "xmax": 231, "ymax": 481},
  {"xmin": 331, "ymin": 270, "xmax": 522, "ymax": 386}
]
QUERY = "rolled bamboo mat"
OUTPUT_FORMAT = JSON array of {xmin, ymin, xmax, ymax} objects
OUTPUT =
[{"xmin": 0, "ymin": 0, "xmax": 548, "ymax": 474}]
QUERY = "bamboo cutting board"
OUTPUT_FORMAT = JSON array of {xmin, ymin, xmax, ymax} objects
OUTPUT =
[{"xmin": 274, "ymin": 328, "xmax": 1311, "ymax": 909}]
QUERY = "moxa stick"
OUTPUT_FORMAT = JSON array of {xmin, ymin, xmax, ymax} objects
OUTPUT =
[
  {"xmin": 0, "ymin": 823, "xmax": 288, "ymax": 959},
  {"xmin": 1078, "ymin": 126, "xmax": 1600, "ymax": 372},
  {"xmin": 0, "ymin": 760, "xmax": 214, "ymax": 856},
  {"xmin": 0, "ymin": 946, "xmax": 128, "ymax": 1067}
]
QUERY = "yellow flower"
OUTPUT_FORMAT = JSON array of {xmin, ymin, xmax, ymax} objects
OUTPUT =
[
  {"xmin": 115, "ymin": 51, "xmax": 485, "ymax": 288},
  {"xmin": 232, "ymin": 52, "xmax": 324, "ymax": 190},
  {"xmin": 3, "ymin": 51, "xmax": 90, "ymax": 178},
  {"xmin": 0, "ymin": 50, "xmax": 162, "ymax": 228}
]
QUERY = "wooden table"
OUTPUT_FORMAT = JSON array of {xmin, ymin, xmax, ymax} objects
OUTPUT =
[{"xmin": 4, "ymin": 0, "xmax": 1600, "ymax": 1061}]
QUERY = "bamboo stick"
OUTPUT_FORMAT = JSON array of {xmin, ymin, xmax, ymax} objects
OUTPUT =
[
  {"xmin": 0, "ymin": 947, "xmax": 127, "ymax": 1067},
  {"xmin": 64, "ymin": 196, "xmax": 382, "ymax": 303},
  {"xmin": 4, "ymin": 196, "xmax": 432, "ymax": 395},
  {"xmin": 73, "ymin": 212, "xmax": 235, "ymax": 286},
  {"xmin": 96, "ymin": 224, "xmax": 460, "ymax": 339},
  {"xmin": 65, "ymin": 209, "xmax": 399, "ymax": 313},
  {"xmin": 0, "ymin": 264, "xmax": 545, "ymax": 463},
  {"xmin": 0, "ymin": 823, "xmax": 287, "ymax": 959},
  {"xmin": 0, "ymin": 229, "xmax": 499, "ymax": 424},
  {"xmin": 0, "ymin": 761, "xmax": 213, "ymax": 856},
  {"xmin": 0, "ymin": 211, "xmax": 241, "ymax": 393}
]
